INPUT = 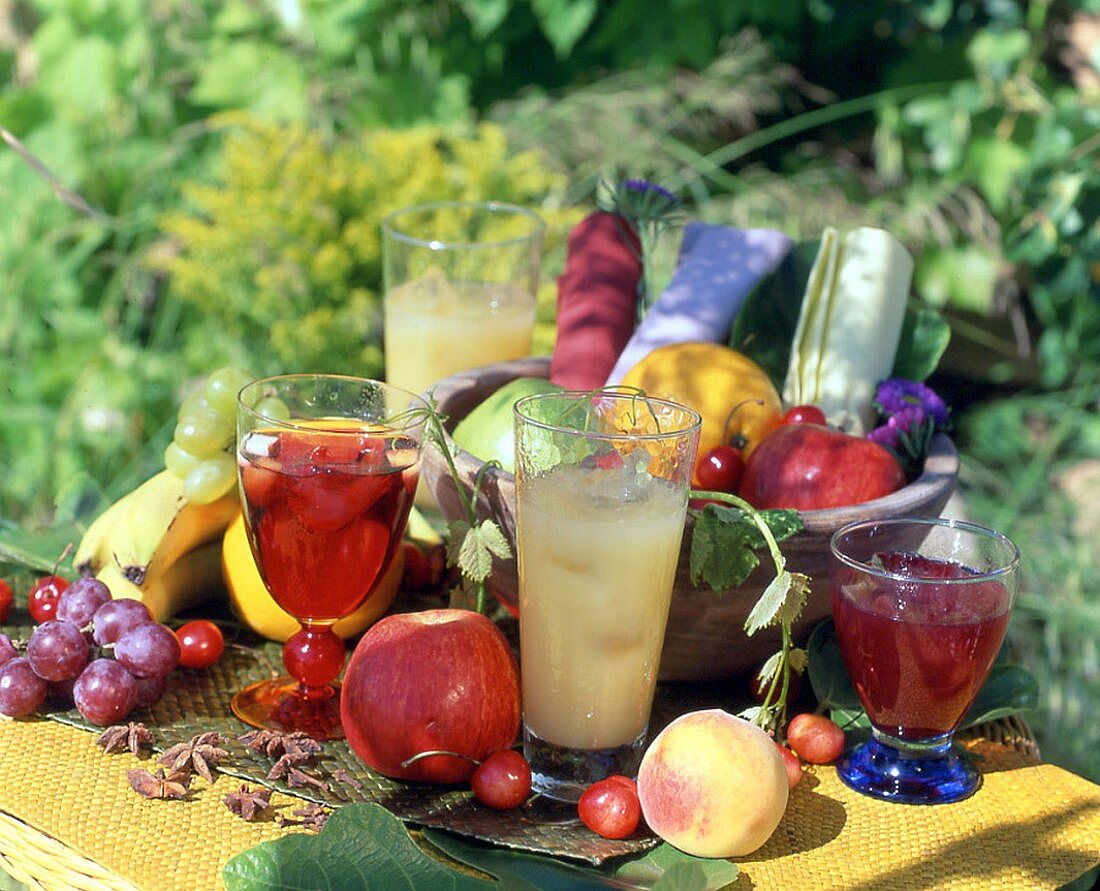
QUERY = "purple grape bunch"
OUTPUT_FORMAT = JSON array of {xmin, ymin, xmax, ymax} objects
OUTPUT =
[{"xmin": 0, "ymin": 582, "xmax": 179, "ymax": 725}]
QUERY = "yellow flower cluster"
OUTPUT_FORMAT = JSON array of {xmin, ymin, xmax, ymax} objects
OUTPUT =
[{"xmin": 156, "ymin": 114, "xmax": 580, "ymax": 376}]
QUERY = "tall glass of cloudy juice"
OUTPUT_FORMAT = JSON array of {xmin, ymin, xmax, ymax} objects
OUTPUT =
[
  {"xmin": 514, "ymin": 392, "xmax": 701, "ymax": 801},
  {"xmin": 383, "ymin": 201, "xmax": 544, "ymax": 508}
]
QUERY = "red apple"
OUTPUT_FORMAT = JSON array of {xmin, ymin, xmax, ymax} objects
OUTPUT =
[
  {"xmin": 739, "ymin": 423, "xmax": 906, "ymax": 510},
  {"xmin": 340, "ymin": 608, "xmax": 521, "ymax": 783}
]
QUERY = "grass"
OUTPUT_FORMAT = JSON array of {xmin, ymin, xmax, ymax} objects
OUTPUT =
[{"xmin": 955, "ymin": 382, "xmax": 1100, "ymax": 784}]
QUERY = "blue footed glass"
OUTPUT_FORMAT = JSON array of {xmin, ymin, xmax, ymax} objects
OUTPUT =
[{"xmin": 829, "ymin": 518, "xmax": 1020, "ymax": 805}]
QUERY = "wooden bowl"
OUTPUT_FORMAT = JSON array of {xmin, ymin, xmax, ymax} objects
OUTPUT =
[{"xmin": 421, "ymin": 356, "xmax": 959, "ymax": 682}]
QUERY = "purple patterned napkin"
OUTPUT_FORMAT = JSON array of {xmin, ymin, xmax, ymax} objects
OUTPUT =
[{"xmin": 605, "ymin": 223, "xmax": 793, "ymax": 385}]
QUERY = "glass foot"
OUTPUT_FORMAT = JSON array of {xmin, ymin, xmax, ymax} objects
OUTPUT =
[
  {"xmin": 231, "ymin": 676, "xmax": 344, "ymax": 740},
  {"xmin": 524, "ymin": 725, "xmax": 646, "ymax": 803},
  {"xmin": 836, "ymin": 736, "xmax": 980, "ymax": 804}
]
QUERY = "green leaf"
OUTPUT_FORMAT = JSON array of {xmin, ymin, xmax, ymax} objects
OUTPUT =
[
  {"xmin": 962, "ymin": 664, "xmax": 1040, "ymax": 726},
  {"xmin": 457, "ymin": 521, "xmax": 511, "ymax": 584},
  {"xmin": 966, "ymin": 28, "xmax": 1031, "ymax": 82},
  {"xmin": 459, "ymin": 0, "xmax": 511, "ymax": 37},
  {"xmin": 744, "ymin": 571, "xmax": 809, "ymax": 636},
  {"xmin": 806, "ymin": 619, "xmax": 862, "ymax": 712},
  {"xmin": 476, "ymin": 520, "xmax": 512, "ymax": 560},
  {"xmin": 961, "ymin": 137, "xmax": 1029, "ymax": 214},
  {"xmin": 689, "ymin": 506, "xmax": 801, "ymax": 591},
  {"xmin": 421, "ymin": 831, "xmax": 736, "ymax": 890},
  {"xmin": 728, "ymin": 240, "xmax": 820, "ymax": 389},
  {"xmin": 446, "ymin": 520, "xmax": 472, "ymax": 569},
  {"xmin": 222, "ymin": 803, "xmax": 491, "ymax": 891},
  {"xmin": 890, "ymin": 306, "xmax": 952, "ymax": 381},
  {"xmin": 628, "ymin": 844, "xmax": 737, "ymax": 890},
  {"xmin": 0, "ymin": 520, "xmax": 80, "ymax": 575},
  {"xmin": 531, "ymin": 0, "xmax": 599, "ymax": 57},
  {"xmin": 745, "ymin": 572, "xmax": 790, "ymax": 636},
  {"xmin": 755, "ymin": 650, "xmax": 783, "ymax": 687}
]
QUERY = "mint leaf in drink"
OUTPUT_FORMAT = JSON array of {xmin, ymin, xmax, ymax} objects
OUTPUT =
[{"xmin": 222, "ymin": 802, "xmax": 491, "ymax": 891}]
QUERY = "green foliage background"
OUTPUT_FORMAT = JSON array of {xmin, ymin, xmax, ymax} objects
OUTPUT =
[{"xmin": 1, "ymin": 0, "xmax": 1098, "ymax": 787}]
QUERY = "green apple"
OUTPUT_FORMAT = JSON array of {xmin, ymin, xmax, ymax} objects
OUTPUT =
[{"xmin": 452, "ymin": 377, "xmax": 563, "ymax": 473}]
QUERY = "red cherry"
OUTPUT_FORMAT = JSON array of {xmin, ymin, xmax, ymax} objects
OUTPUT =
[
  {"xmin": 28, "ymin": 576, "xmax": 69, "ymax": 624},
  {"xmin": 175, "ymin": 620, "xmax": 225, "ymax": 670},
  {"xmin": 776, "ymin": 743, "xmax": 802, "ymax": 789},
  {"xmin": 0, "ymin": 579, "xmax": 12, "ymax": 623},
  {"xmin": 786, "ymin": 713, "xmax": 846, "ymax": 764},
  {"xmin": 578, "ymin": 776, "xmax": 642, "ymax": 839},
  {"xmin": 400, "ymin": 542, "xmax": 433, "ymax": 591},
  {"xmin": 695, "ymin": 445, "xmax": 744, "ymax": 494},
  {"xmin": 471, "ymin": 749, "xmax": 532, "ymax": 810},
  {"xmin": 782, "ymin": 405, "xmax": 827, "ymax": 426}
]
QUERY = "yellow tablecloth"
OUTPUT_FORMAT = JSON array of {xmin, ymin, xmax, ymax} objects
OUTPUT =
[{"xmin": 0, "ymin": 716, "xmax": 1098, "ymax": 890}]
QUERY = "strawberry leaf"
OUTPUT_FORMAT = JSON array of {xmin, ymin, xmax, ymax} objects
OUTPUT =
[
  {"xmin": 688, "ymin": 505, "xmax": 801, "ymax": 591},
  {"xmin": 457, "ymin": 521, "xmax": 512, "ymax": 584}
]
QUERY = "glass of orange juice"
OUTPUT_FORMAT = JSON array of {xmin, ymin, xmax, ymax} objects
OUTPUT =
[
  {"xmin": 382, "ymin": 201, "xmax": 545, "ymax": 399},
  {"xmin": 513, "ymin": 391, "xmax": 702, "ymax": 801}
]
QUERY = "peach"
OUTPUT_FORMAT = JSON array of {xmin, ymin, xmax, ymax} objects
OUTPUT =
[{"xmin": 637, "ymin": 709, "xmax": 788, "ymax": 858}]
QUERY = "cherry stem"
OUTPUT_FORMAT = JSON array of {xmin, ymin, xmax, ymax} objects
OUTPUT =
[
  {"xmin": 721, "ymin": 398, "xmax": 765, "ymax": 444},
  {"xmin": 51, "ymin": 543, "xmax": 74, "ymax": 577}
]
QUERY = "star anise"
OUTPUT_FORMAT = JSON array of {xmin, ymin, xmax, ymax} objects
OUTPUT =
[
  {"xmin": 277, "ymin": 802, "xmax": 329, "ymax": 832},
  {"xmin": 97, "ymin": 722, "xmax": 155, "ymax": 756},
  {"xmin": 285, "ymin": 766, "xmax": 329, "ymax": 793},
  {"xmin": 224, "ymin": 784, "xmax": 272, "ymax": 821},
  {"xmin": 266, "ymin": 750, "xmax": 313, "ymax": 781},
  {"xmin": 238, "ymin": 729, "xmax": 322, "ymax": 760},
  {"xmin": 332, "ymin": 769, "xmax": 363, "ymax": 790},
  {"xmin": 127, "ymin": 767, "xmax": 190, "ymax": 800},
  {"xmin": 157, "ymin": 731, "xmax": 230, "ymax": 783}
]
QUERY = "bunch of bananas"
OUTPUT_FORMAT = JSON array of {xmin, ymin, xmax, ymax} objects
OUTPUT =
[
  {"xmin": 73, "ymin": 470, "xmax": 239, "ymax": 621},
  {"xmin": 74, "ymin": 368, "xmax": 442, "ymax": 637}
]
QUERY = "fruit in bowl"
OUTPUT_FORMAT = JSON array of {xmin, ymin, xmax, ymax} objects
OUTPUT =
[{"xmin": 420, "ymin": 357, "xmax": 959, "ymax": 681}]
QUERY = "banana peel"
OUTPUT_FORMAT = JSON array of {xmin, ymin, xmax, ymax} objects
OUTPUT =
[
  {"xmin": 222, "ymin": 511, "xmax": 404, "ymax": 642},
  {"xmin": 108, "ymin": 470, "xmax": 239, "ymax": 584},
  {"xmin": 405, "ymin": 505, "xmax": 443, "ymax": 549},
  {"xmin": 75, "ymin": 469, "xmax": 239, "ymax": 621},
  {"xmin": 95, "ymin": 540, "xmax": 226, "ymax": 620},
  {"xmin": 73, "ymin": 486, "xmax": 138, "ymax": 574}
]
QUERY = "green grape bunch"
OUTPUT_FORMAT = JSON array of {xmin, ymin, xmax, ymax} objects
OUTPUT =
[{"xmin": 164, "ymin": 367, "xmax": 255, "ymax": 505}]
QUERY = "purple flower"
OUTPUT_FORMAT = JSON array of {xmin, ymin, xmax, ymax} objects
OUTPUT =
[
  {"xmin": 867, "ymin": 406, "xmax": 927, "ymax": 450},
  {"xmin": 867, "ymin": 424, "xmax": 900, "ymax": 450},
  {"xmin": 621, "ymin": 179, "xmax": 678, "ymax": 204},
  {"xmin": 874, "ymin": 379, "xmax": 949, "ymax": 427}
]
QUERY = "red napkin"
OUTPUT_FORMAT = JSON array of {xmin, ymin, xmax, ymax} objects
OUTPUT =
[{"xmin": 549, "ymin": 211, "xmax": 641, "ymax": 390}]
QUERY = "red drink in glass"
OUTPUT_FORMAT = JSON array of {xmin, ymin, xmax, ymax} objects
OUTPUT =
[
  {"xmin": 240, "ymin": 425, "xmax": 418, "ymax": 621},
  {"xmin": 831, "ymin": 552, "xmax": 1011, "ymax": 740},
  {"xmin": 829, "ymin": 518, "xmax": 1019, "ymax": 804},
  {"xmin": 232, "ymin": 375, "xmax": 427, "ymax": 739}
]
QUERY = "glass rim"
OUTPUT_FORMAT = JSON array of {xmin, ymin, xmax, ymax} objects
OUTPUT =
[
  {"xmin": 829, "ymin": 516, "xmax": 1021, "ymax": 584},
  {"xmin": 237, "ymin": 373, "xmax": 430, "ymax": 435},
  {"xmin": 381, "ymin": 200, "xmax": 546, "ymax": 251},
  {"xmin": 513, "ymin": 390, "xmax": 703, "ymax": 441}
]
